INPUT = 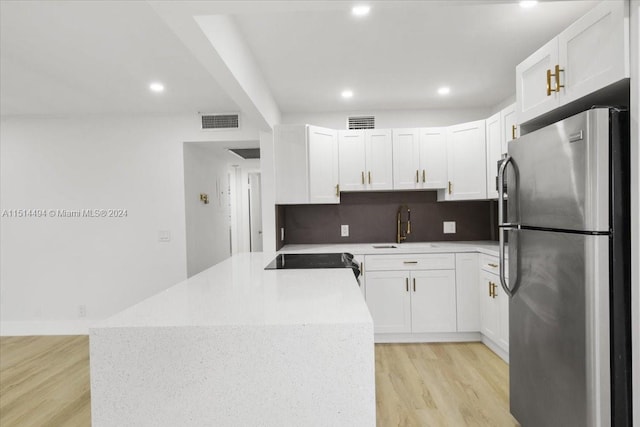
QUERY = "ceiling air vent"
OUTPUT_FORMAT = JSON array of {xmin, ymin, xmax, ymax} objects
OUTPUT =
[
  {"xmin": 347, "ymin": 115, "xmax": 375, "ymax": 130},
  {"xmin": 201, "ymin": 113, "xmax": 240, "ymax": 130}
]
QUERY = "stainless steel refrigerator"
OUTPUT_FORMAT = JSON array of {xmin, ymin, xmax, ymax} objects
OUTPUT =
[{"xmin": 497, "ymin": 107, "xmax": 631, "ymax": 426}]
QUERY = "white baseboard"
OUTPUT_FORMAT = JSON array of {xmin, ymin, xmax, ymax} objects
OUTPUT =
[
  {"xmin": 0, "ymin": 320, "xmax": 94, "ymax": 336},
  {"xmin": 481, "ymin": 335, "xmax": 509, "ymax": 363},
  {"xmin": 375, "ymin": 331, "xmax": 482, "ymax": 344}
]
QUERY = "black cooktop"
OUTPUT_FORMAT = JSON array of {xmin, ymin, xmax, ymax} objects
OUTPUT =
[{"xmin": 264, "ymin": 253, "xmax": 360, "ymax": 278}]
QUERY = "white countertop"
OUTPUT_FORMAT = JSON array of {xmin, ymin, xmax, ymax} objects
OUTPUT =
[
  {"xmin": 279, "ymin": 241, "xmax": 503, "ymax": 257},
  {"xmin": 92, "ymin": 252, "xmax": 371, "ymax": 329}
]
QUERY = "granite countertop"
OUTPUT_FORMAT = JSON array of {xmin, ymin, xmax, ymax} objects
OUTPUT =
[
  {"xmin": 279, "ymin": 241, "xmax": 504, "ymax": 257},
  {"xmin": 91, "ymin": 252, "xmax": 371, "ymax": 329}
]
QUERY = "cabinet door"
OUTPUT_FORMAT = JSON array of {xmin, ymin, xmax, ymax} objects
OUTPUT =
[
  {"xmin": 516, "ymin": 38, "xmax": 559, "ymax": 124},
  {"xmin": 446, "ymin": 120, "xmax": 487, "ymax": 200},
  {"xmin": 308, "ymin": 126, "xmax": 339, "ymax": 204},
  {"xmin": 419, "ymin": 128, "xmax": 448, "ymax": 189},
  {"xmin": 338, "ymin": 130, "xmax": 366, "ymax": 192},
  {"xmin": 365, "ymin": 271, "xmax": 411, "ymax": 334},
  {"xmin": 501, "ymin": 103, "xmax": 518, "ymax": 153},
  {"xmin": 455, "ymin": 253, "xmax": 480, "ymax": 332},
  {"xmin": 558, "ymin": 0, "xmax": 629, "ymax": 105},
  {"xmin": 274, "ymin": 125, "xmax": 309, "ymax": 204},
  {"xmin": 410, "ymin": 270, "xmax": 457, "ymax": 333},
  {"xmin": 392, "ymin": 129, "xmax": 420, "ymax": 190},
  {"xmin": 365, "ymin": 129, "xmax": 393, "ymax": 190},
  {"xmin": 485, "ymin": 112, "xmax": 502, "ymax": 200},
  {"xmin": 479, "ymin": 271, "xmax": 499, "ymax": 342}
]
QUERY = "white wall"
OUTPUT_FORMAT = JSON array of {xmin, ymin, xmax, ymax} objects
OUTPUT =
[
  {"xmin": 0, "ymin": 114, "xmax": 260, "ymax": 335},
  {"xmin": 259, "ymin": 131, "xmax": 276, "ymax": 253},
  {"xmin": 183, "ymin": 145, "xmax": 232, "ymax": 277},
  {"xmin": 281, "ymin": 107, "xmax": 490, "ymax": 129}
]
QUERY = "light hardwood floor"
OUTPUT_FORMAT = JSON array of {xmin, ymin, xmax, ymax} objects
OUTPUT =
[{"xmin": 0, "ymin": 337, "xmax": 518, "ymax": 426}]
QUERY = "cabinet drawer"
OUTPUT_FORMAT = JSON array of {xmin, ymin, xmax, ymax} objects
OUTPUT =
[
  {"xmin": 480, "ymin": 254, "xmax": 508, "ymax": 278},
  {"xmin": 365, "ymin": 253, "xmax": 455, "ymax": 271}
]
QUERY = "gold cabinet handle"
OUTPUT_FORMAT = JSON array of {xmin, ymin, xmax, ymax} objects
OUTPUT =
[
  {"xmin": 368, "ymin": 171, "xmax": 372, "ymax": 184},
  {"xmin": 488, "ymin": 282, "xmax": 493, "ymax": 297},
  {"xmin": 546, "ymin": 69, "xmax": 554, "ymax": 96},
  {"xmin": 422, "ymin": 169, "xmax": 426, "ymax": 183},
  {"xmin": 403, "ymin": 261, "xmax": 418, "ymax": 264},
  {"xmin": 405, "ymin": 278, "xmax": 409, "ymax": 292},
  {"xmin": 361, "ymin": 171, "xmax": 365, "ymax": 185},
  {"xmin": 554, "ymin": 64, "xmax": 564, "ymax": 93},
  {"xmin": 491, "ymin": 282, "xmax": 497, "ymax": 298},
  {"xmin": 511, "ymin": 125, "xmax": 517, "ymax": 140},
  {"xmin": 448, "ymin": 181, "xmax": 453, "ymax": 195},
  {"xmin": 416, "ymin": 170, "xmax": 419, "ymax": 183},
  {"xmin": 335, "ymin": 184, "xmax": 340, "ymax": 197},
  {"xmin": 488, "ymin": 263, "xmax": 498, "ymax": 268},
  {"xmin": 413, "ymin": 277, "xmax": 416, "ymax": 292}
]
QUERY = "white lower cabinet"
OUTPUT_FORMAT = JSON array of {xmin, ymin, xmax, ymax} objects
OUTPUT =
[
  {"xmin": 479, "ymin": 255, "xmax": 509, "ymax": 357},
  {"xmin": 364, "ymin": 253, "xmax": 458, "ymax": 335},
  {"xmin": 366, "ymin": 269, "xmax": 456, "ymax": 334}
]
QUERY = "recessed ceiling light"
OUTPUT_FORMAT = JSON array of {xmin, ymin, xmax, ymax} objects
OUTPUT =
[
  {"xmin": 149, "ymin": 82, "xmax": 165, "ymax": 93},
  {"xmin": 437, "ymin": 87, "xmax": 450, "ymax": 96},
  {"xmin": 352, "ymin": 5, "xmax": 370, "ymax": 16},
  {"xmin": 520, "ymin": 1, "xmax": 538, "ymax": 8},
  {"xmin": 341, "ymin": 90, "xmax": 354, "ymax": 99}
]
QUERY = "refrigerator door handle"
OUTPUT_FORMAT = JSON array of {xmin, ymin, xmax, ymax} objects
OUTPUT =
[{"xmin": 498, "ymin": 154, "xmax": 516, "ymax": 297}]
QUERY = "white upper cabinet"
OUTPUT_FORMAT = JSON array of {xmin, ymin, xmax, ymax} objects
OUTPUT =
[
  {"xmin": 558, "ymin": 0, "xmax": 629, "ymax": 105},
  {"xmin": 516, "ymin": 0, "xmax": 629, "ymax": 124},
  {"xmin": 485, "ymin": 112, "xmax": 502, "ymax": 200},
  {"xmin": 392, "ymin": 127, "xmax": 448, "ymax": 190},
  {"xmin": 307, "ymin": 126, "xmax": 339, "ymax": 204},
  {"xmin": 441, "ymin": 120, "xmax": 487, "ymax": 201},
  {"xmin": 338, "ymin": 130, "xmax": 366, "ymax": 192},
  {"xmin": 392, "ymin": 128, "xmax": 420, "ymax": 190},
  {"xmin": 339, "ymin": 129, "xmax": 393, "ymax": 192},
  {"xmin": 501, "ymin": 103, "xmax": 518, "ymax": 153},
  {"xmin": 274, "ymin": 124, "xmax": 339, "ymax": 204},
  {"xmin": 516, "ymin": 38, "xmax": 559, "ymax": 124},
  {"xmin": 419, "ymin": 128, "xmax": 448, "ymax": 189},
  {"xmin": 365, "ymin": 129, "xmax": 394, "ymax": 191}
]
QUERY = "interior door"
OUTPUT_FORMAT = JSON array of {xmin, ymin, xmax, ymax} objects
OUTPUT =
[{"xmin": 248, "ymin": 173, "xmax": 263, "ymax": 252}]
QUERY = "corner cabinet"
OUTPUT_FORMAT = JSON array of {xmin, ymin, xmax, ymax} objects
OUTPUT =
[
  {"xmin": 392, "ymin": 128, "xmax": 448, "ymax": 190},
  {"xmin": 516, "ymin": 0, "xmax": 629, "ymax": 124},
  {"xmin": 274, "ymin": 124, "xmax": 339, "ymax": 204},
  {"xmin": 338, "ymin": 129, "xmax": 393, "ymax": 192},
  {"xmin": 440, "ymin": 120, "xmax": 487, "ymax": 201}
]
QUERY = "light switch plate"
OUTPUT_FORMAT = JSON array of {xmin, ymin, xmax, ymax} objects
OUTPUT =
[
  {"xmin": 158, "ymin": 230, "xmax": 171, "ymax": 242},
  {"xmin": 341, "ymin": 224, "xmax": 349, "ymax": 237},
  {"xmin": 443, "ymin": 221, "xmax": 456, "ymax": 234}
]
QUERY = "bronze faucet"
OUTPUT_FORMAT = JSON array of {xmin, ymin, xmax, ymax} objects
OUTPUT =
[{"xmin": 396, "ymin": 205, "xmax": 411, "ymax": 243}]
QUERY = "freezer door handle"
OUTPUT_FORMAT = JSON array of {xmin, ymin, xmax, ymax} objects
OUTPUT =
[{"xmin": 498, "ymin": 154, "xmax": 516, "ymax": 297}]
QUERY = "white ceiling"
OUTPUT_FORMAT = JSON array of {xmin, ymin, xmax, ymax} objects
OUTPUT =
[
  {"xmin": 0, "ymin": 0, "xmax": 600, "ymax": 118},
  {"xmin": 0, "ymin": 1, "xmax": 238, "ymax": 116},
  {"xmin": 234, "ymin": 1, "xmax": 599, "ymax": 112}
]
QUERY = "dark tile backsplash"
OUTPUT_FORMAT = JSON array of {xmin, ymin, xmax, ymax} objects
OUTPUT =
[{"xmin": 276, "ymin": 191, "xmax": 498, "ymax": 248}]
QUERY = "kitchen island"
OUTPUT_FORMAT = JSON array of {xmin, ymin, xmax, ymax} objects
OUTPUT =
[{"xmin": 89, "ymin": 252, "xmax": 374, "ymax": 427}]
